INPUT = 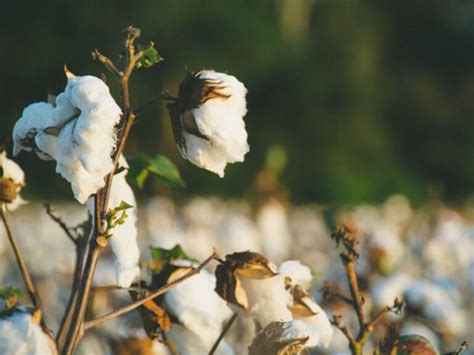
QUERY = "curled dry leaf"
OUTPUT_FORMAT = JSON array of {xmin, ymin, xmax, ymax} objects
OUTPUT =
[
  {"xmin": 225, "ymin": 251, "xmax": 278, "ymax": 279},
  {"xmin": 129, "ymin": 289, "xmax": 172, "ymax": 340},
  {"xmin": 214, "ymin": 251, "xmax": 278, "ymax": 311},
  {"xmin": 249, "ymin": 321, "xmax": 309, "ymax": 355},
  {"xmin": 215, "ymin": 264, "xmax": 249, "ymax": 310}
]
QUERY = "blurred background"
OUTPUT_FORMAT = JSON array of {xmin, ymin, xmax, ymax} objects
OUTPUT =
[
  {"xmin": 0, "ymin": 0, "xmax": 473, "ymax": 205},
  {"xmin": 0, "ymin": 1, "xmax": 473, "ymax": 354}
]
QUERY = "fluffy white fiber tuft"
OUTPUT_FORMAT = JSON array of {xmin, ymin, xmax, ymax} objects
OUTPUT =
[
  {"xmin": 87, "ymin": 158, "xmax": 140, "ymax": 288},
  {"xmin": 178, "ymin": 70, "xmax": 249, "ymax": 177},
  {"xmin": 0, "ymin": 310, "xmax": 55, "ymax": 355},
  {"xmin": 164, "ymin": 267, "xmax": 234, "ymax": 354},
  {"xmin": 13, "ymin": 73, "xmax": 121, "ymax": 203}
]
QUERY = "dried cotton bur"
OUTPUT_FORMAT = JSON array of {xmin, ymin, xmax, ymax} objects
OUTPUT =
[{"xmin": 214, "ymin": 251, "xmax": 333, "ymax": 353}]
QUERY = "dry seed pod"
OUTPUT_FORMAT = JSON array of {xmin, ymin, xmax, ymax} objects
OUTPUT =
[
  {"xmin": 215, "ymin": 263, "xmax": 249, "ymax": 310},
  {"xmin": 288, "ymin": 285, "xmax": 317, "ymax": 318},
  {"xmin": 249, "ymin": 320, "xmax": 311, "ymax": 355},
  {"xmin": 0, "ymin": 178, "xmax": 18, "ymax": 203},
  {"xmin": 226, "ymin": 251, "xmax": 278, "ymax": 279}
]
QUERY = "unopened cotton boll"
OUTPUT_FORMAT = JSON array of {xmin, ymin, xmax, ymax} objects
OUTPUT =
[
  {"xmin": 167, "ymin": 70, "xmax": 249, "ymax": 177},
  {"xmin": 0, "ymin": 310, "xmax": 56, "ymax": 355},
  {"xmin": 87, "ymin": 158, "xmax": 140, "ymax": 288},
  {"xmin": 0, "ymin": 151, "xmax": 26, "ymax": 211}
]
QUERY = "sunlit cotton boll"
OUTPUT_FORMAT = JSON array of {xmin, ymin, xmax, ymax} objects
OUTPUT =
[
  {"xmin": 240, "ymin": 275, "xmax": 293, "ymax": 328},
  {"xmin": 0, "ymin": 151, "xmax": 26, "ymax": 211},
  {"xmin": 163, "ymin": 267, "xmax": 234, "ymax": 353},
  {"xmin": 13, "ymin": 70, "xmax": 121, "ymax": 203},
  {"xmin": 57, "ymin": 71, "xmax": 122, "ymax": 203},
  {"xmin": 0, "ymin": 309, "xmax": 56, "ymax": 355},
  {"xmin": 87, "ymin": 158, "xmax": 140, "ymax": 288},
  {"xmin": 168, "ymin": 70, "xmax": 249, "ymax": 177}
]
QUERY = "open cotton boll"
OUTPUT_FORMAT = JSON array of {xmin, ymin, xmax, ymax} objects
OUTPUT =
[
  {"xmin": 164, "ymin": 268, "xmax": 233, "ymax": 340},
  {"xmin": 294, "ymin": 298, "xmax": 333, "ymax": 348},
  {"xmin": 168, "ymin": 70, "xmax": 249, "ymax": 177},
  {"xmin": 12, "ymin": 102, "xmax": 55, "ymax": 158},
  {"xmin": 278, "ymin": 260, "xmax": 312, "ymax": 289},
  {"xmin": 0, "ymin": 151, "xmax": 26, "ymax": 211},
  {"xmin": 87, "ymin": 160, "xmax": 140, "ymax": 288},
  {"xmin": 55, "ymin": 73, "xmax": 121, "ymax": 203},
  {"xmin": 0, "ymin": 310, "xmax": 56, "ymax": 355},
  {"xmin": 240, "ymin": 275, "xmax": 293, "ymax": 328},
  {"xmin": 279, "ymin": 320, "xmax": 320, "ymax": 348}
]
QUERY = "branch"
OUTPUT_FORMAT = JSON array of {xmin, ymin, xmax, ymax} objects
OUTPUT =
[
  {"xmin": 209, "ymin": 313, "xmax": 238, "ymax": 355},
  {"xmin": 44, "ymin": 202, "xmax": 77, "ymax": 244},
  {"xmin": 455, "ymin": 341, "xmax": 469, "ymax": 355},
  {"xmin": 83, "ymin": 251, "xmax": 217, "ymax": 332},
  {"xmin": 331, "ymin": 315, "xmax": 357, "ymax": 346},
  {"xmin": 91, "ymin": 50, "xmax": 122, "ymax": 78},
  {"xmin": 343, "ymin": 257, "xmax": 366, "ymax": 329},
  {"xmin": 0, "ymin": 207, "xmax": 41, "ymax": 311}
]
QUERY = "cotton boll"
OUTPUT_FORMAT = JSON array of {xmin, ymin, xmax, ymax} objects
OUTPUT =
[
  {"xmin": 240, "ymin": 275, "xmax": 293, "ymax": 328},
  {"xmin": 168, "ymin": 70, "xmax": 249, "ymax": 177},
  {"xmin": 279, "ymin": 320, "xmax": 320, "ymax": 348},
  {"xmin": 12, "ymin": 102, "xmax": 55, "ymax": 157},
  {"xmin": 278, "ymin": 260, "xmax": 312, "ymax": 289},
  {"xmin": 0, "ymin": 151, "xmax": 26, "ymax": 211},
  {"xmin": 0, "ymin": 309, "xmax": 56, "ymax": 355},
  {"xmin": 294, "ymin": 299, "xmax": 333, "ymax": 348},
  {"xmin": 164, "ymin": 268, "xmax": 233, "ymax": 340}
]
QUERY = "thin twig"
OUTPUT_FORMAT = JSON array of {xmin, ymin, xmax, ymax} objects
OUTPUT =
[
  {"xmin": 56, "ymin": 234, "xmax": 88, "ymax": 348},
  {"xmin": 209, "ymin": 313, "xmax": 238, "ymax": 355},
  {"xmin": 455, "ymin": 341, "xmax": 469, "ymax": 355},
  {"xmin": 0, "ymin": 207, "xmax": 41, "ymax": 311},
  {"xmin": 44, "ymin": 202, "xmax": 77, "ymax": 244},
  {"xmin": 91, "ymin": 50, "xmax": 122, "ymax": 77},
  {"xmin": 83, "ymin": 251, "xmax": 217, "ymax": 332}
]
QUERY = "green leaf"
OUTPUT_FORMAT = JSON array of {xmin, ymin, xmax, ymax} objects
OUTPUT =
[
  {"xmin": 128, "ymin": 154, "xmax": 185, "ymax": 189},
  {"xmin": 136, "ymin": 42, "xmax": 163, "ymax": 69},
  {"xmin": 149, "ymin": 244, "xmax": 198, "ymax": 273},
  {"xmin": 117, "ymin": 200, "xmax": 134, "ymax": 211},
  {"xmin": 0, "ymin": 286, "xmax": 25, "ymax": 310}
]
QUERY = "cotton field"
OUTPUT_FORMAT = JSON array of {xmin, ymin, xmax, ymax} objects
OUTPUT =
[{"xmin": 1, "ymin": 195, "xmax": 472, "ymax": 354}]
